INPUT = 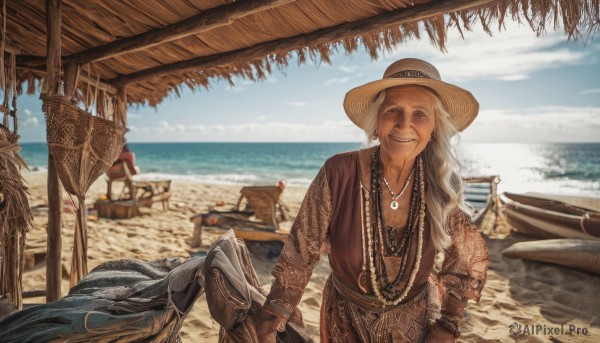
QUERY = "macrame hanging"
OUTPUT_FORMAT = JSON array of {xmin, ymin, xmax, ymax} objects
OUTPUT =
[
  {"xmin": 42, "ymin": 64, "xmax": 126, "ymax": 287},
  {"xmin": 0, "ymin": 0, "xmax": 32, "ymax": 310}
]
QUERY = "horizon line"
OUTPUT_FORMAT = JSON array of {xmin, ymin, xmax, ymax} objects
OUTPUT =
[{"xmin": 19, "ymin": 140, "xmax": 600, "ymax": 144}]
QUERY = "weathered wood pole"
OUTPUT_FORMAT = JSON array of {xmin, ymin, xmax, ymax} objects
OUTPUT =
[
  {"xmin": 45, "ymin": 0, "xmax": 63, "ymax": 302},
  {"xmin": 116, "ymin": 86, "xmax": 127, "ymax": 128}
]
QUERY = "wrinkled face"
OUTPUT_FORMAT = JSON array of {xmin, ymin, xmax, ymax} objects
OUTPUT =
[{"xmin": 377, "ymin": 85, "xmax": 436, "ymax": 163}]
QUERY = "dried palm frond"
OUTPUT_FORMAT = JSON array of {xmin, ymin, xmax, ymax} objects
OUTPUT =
[{"xmin": 0, "ymin": 124, "xmax": 32, "ymax": 310}]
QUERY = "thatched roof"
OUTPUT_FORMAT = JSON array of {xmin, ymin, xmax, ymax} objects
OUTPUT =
[{"xmin": 6, "ymin": 0, "xmax": 600, "ymax": 107}]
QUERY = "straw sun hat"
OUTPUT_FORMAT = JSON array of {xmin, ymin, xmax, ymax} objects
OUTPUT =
[{"xmin": 343, "ymin": 58, "xmax": 479, "ymax": 132}]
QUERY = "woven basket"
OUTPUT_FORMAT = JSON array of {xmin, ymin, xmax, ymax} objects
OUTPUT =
[
  {"xmin": 42, "ymin": 94, "xmax": 126, "ymax": 286},
  {"xmin": 42, "ymin": 94, "xmax": 126, "ymax": 196}
]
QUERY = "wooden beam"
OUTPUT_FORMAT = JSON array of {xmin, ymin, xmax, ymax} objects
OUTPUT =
[
  {"xmin": 0, "ymin": 41, "xmax": 21, "ymax": 55},
  {"xmin": 44, "ymin": 0, "xmax": 63, "ymax": 303},
  {"xmin": 22, "ymin": 289, "xmax": 47, "ymax": 298},
  {"xmin": 110, "ymin": 0, "xmax": 495, "ymax": 86},
  {"xmin": 17, "ymin": 0, "xmax": 294, "ymax": 67}
]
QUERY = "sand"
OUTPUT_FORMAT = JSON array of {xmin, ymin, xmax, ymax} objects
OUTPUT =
[{"xmin": 16, "ymin": 171, "xmax": 600, "ymax": 342}]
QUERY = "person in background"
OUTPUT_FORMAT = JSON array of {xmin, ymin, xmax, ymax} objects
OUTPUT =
[{"xmin": 107, "ymin": 143, "xmax": 139, "ymax": 179}]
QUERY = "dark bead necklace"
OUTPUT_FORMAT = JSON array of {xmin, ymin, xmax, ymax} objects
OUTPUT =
[{"xmin": 370, "ymin": 146, "xmax": 421, "ymax": 299}]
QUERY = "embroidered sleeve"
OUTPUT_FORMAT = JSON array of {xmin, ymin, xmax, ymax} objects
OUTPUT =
[
  {"xmin": 438, "ymin": 207, "xmax": 489, "ymax": 325},
  {"xmin": 262, "ymin": 166, "xmax": 332, "ymax": 328}
]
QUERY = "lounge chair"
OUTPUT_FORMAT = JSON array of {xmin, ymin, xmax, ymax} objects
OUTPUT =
[{"xmin": 190, "ymin": 185, "xmax": 292, "ymax": 247}]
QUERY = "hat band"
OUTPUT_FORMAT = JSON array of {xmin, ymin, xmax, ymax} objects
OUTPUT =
[{"xmin": 386, "ymin": 70, "xmax": 433, "ymax": 80}]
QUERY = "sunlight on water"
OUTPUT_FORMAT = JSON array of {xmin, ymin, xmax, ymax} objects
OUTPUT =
[{"xmin": 457, "ymin": 143, "xmax": 600, "ymax": 196}]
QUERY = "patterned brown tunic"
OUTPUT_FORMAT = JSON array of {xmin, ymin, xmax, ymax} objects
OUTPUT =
[{"xmin": 263, "ymin": 149, "xmax": 488, "ymax": 343}]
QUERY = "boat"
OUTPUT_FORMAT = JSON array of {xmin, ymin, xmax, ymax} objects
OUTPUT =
[
  {"xmin": 502, "ymin": 239, "xmax": 600, "ymax": 275},
  {"xmin": 463, "ymin": 175, "xmax": 501, "ymax": 229},
  {"xmin": 500, "ymin": 192, "xmax": 600, "ymax": 241}
]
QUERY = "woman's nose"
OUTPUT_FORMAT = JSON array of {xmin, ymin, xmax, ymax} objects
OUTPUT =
[{"xmin": 395, "ymin": 114, "xmax": 411, "ymax": 129}]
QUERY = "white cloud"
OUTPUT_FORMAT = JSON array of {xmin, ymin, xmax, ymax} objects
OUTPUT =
[
  {"xmin": 498, "ymin": 74, "xmax": 528, "ymax": 81},
  {"xmin": 339, "ymin": 65, "xmax": 360, "ymax": 73},
  {"xmin": 579, "ymin": 88, "xmax": 600, "ymax": 95},
  {"xmin": 25, "ymin": 116, "xmax": 39, "ymax": 126},
  {"xmin": 144, "ymin": 121, "xmax": 204, "ymax": 134},
  {"xmin": 225, "ymin": 84, "xmax": 245, "ymax": 92},
  {"xmin": 285, "ymin": 101, "xmax": 325, "ymax": 108},
  {"xmin": 127, "ymin": 112, "xmax": 143, "ymax": 119},
  {"xmin": 324, "ymin": 77, "xmax": 350, "ymax": 85},
  {"xmin": 287, "ymin": 101, "xmax": 308, "ymax": 107},
  {"xmin": 21, "ymin": 108, "xmax": 39, "ymax": 126},
  {"xmin": 256, "ymin": 115, "xmax": 267, "ymax": 120},
  {"xmin": 128, "ymin": 120, "xmax": 364, "ymax": 142},
  {"xmin": 462, "ymin": 106, "xmax": 600, "ymax": 142},
  {"xmin": 375, "ymin": 20, "xmax": 589, "ymax": 82}
]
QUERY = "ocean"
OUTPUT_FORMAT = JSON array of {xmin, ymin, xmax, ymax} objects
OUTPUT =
[{"xmin": 19, "ymin": 142, "xmax": 600, "ymax": 197}]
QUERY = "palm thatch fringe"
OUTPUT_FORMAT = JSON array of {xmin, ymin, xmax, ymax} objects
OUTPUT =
[
  {"xmin": 10, "ymin": 0, "xmax": 600, "ymax": 108},
  {"xmin": 0, "ymin": 125, "xmax": 32, "ymax": 310},
  {"xmin": 116, "ymin": 0, "xmax": 600, "ymax": 107}
]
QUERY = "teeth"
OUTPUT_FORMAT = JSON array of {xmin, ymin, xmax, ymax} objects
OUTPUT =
[{"xmin": 393, "ymin": 137, "xmax": 413, "ymax": 142}]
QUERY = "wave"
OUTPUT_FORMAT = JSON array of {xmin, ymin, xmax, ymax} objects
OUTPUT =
[{"xmin": 134, "ymin": 172, "xmax": 315, "ymax": 187}]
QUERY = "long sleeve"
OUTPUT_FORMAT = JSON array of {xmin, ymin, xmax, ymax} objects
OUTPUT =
[
  {"xmin": 438, "ymin": 208, "xmax": 489, "ymax": 325},
  {"xmin": 262, "ymin": 166, "xmax": 333, "ymax": 328}
]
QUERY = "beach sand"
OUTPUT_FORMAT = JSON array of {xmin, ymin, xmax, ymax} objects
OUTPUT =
[{"xmin": 18, "ymin": 172, "xmax": 600, "ymax": 342}]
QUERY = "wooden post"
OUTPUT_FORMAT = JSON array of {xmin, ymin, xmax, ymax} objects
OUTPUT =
[
  {"xmin": 116, "ymin": 86, "xmax": 127, "ymax": 128},
  {"xmin": 63, "ymin": 63, "xmax": 79, "ymax": 98},
  {"xmin": 46, "ymin": 154, "xmax": 62, "ymax": 302},
  {"xmin": 45, "ymin": 0, "xmax": 62, "ymax": 302}
]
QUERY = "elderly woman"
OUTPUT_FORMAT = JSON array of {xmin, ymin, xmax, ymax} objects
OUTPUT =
[{"xmin": 256, "ymin": 58, "xmax": 488, "ymax": 342}]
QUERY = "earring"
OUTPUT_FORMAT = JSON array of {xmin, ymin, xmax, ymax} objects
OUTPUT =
[{"xmin": 371, "ymin": 128, "xmax": 378, "ymax": 140}]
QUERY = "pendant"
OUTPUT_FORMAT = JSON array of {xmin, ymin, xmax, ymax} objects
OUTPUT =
[
  {"xmin": 390, "ymin": 200, "xmax": 399, "ymax": 210},
  {"xmin": 357, "ymin": 271, "xmax": 370, "ymax": 294}
]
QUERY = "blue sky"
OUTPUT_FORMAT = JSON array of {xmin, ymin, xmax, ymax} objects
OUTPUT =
[{"xmin": 17, "ymin": 19, "xmax": 600, "ymax": 143}]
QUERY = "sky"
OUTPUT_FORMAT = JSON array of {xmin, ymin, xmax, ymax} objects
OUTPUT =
[{"xmin": 16, "ymin": 18, "xmax": 600, "ymax": 143}]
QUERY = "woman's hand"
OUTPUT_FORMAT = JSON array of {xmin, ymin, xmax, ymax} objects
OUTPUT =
[
  {"xmin": 253, "ymin": 306, "xmax": 280, "ymax": 343},
  {"xmin": 425, "ymin": 322, "xmax": 457, "ymax": 342},
  {"xmin": 254, "ymin": 324, "xmax": 277, "ymax": 343}
]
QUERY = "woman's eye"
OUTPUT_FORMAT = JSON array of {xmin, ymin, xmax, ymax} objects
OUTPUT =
[{"xmin": 414, "ymin": 111, "xmax": 426, "ymax": 117}]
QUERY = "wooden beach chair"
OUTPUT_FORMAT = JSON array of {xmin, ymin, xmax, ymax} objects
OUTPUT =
[
  {"xmin": 100, "ymin": 160, "xmax": 172, "ymax": 219},
  {"xmin": 190, "ymin": 185, "xmax": 292, "ymax": 247}
]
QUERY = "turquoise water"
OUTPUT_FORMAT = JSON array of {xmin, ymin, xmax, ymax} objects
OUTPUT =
[{"xmin": 19, "ymin": 142, "xmax": 600, "ymax": 196}]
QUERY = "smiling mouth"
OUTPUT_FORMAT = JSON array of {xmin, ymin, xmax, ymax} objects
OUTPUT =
[{"xmin": 390, "ymin": 136, "xmax": 415, "ymax": 143}]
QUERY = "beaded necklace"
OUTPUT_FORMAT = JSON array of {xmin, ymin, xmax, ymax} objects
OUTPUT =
[{"xmin": 362, "ymin": 146, "xmax": 425, "ymax": 306}]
